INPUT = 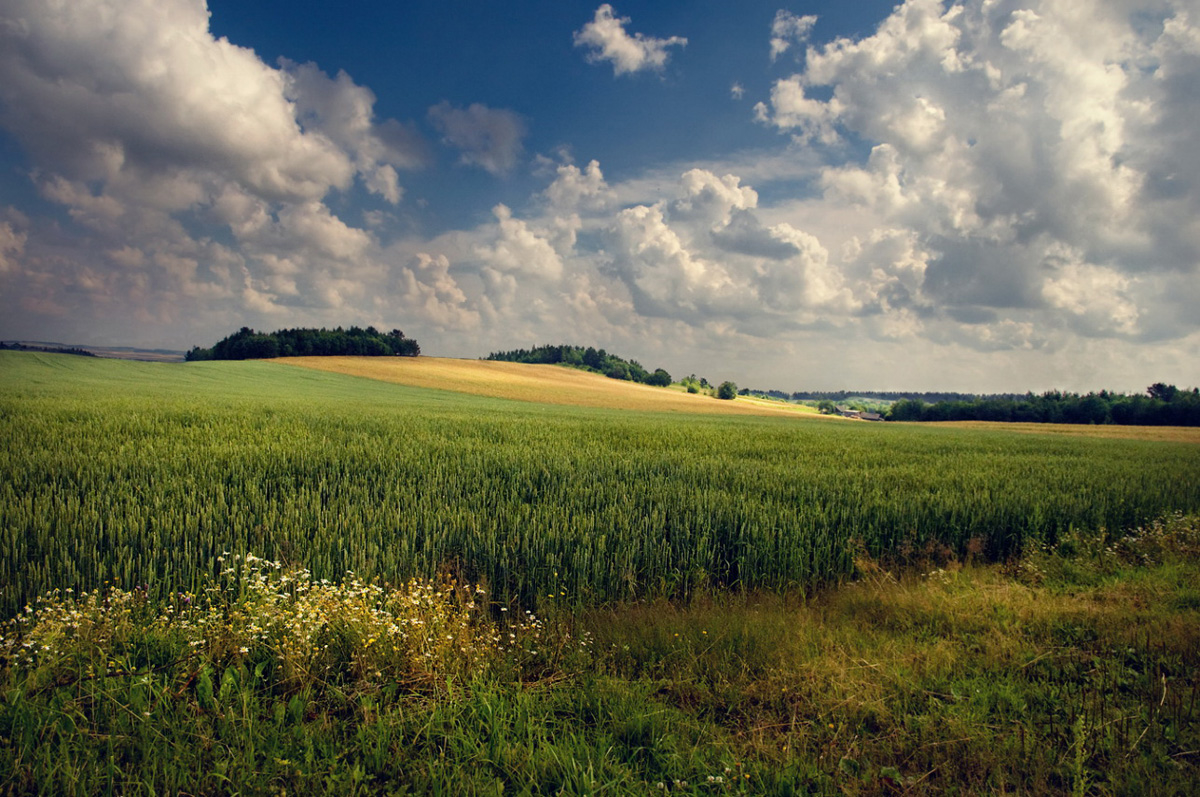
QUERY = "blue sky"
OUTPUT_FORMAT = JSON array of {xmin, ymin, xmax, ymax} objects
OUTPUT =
[
  {"xmin": 202, "ymin": 0, "xmax": 892, "ymax": 231},
  {"xmin": 1, "ymin": 0, "xmax": 1197, "ymax": 391}
]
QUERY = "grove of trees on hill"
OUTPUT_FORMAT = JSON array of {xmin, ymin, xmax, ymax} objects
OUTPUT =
[
  {"xmin": 185, "ymin": 326, "xmax": 419, "ymax": 361},
  {"xmin": 486, "ymin": 344, "xmax": 672, "ymax": 387}
]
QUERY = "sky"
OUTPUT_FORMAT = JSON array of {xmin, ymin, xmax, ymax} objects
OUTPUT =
[{"xmin": 1, "ymin": 0, "xmax": 1198, "ymax": 393}]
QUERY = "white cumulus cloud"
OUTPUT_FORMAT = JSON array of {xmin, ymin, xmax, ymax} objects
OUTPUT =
[
  {"xmin": 544, "ymin": 160, "xmax": 615, "ymax": 214},
  {"xmin": 607, "ymin": 169, "xmax": 854, "ymax": 330},
  {"xmin": 283, "ymin": 60, "xmax": 428, "ymax": 204},
  {"xmin": 574, "ymin": 5, "xmax": 687, "ymax": 76},
  {"xmin": 475, "ymin": 204, "xmax": 564, "ymax": 283},
  {"xmin": 770, "ymin": 10, "xmax": 818, "ymax": 62},
  {"xmin": 754, "ymin": 0, "xmax": 1200, "ymax": 347},
  {"xmin": 0, "ymin": 218, "xmax": 28, "ymax": 275}
]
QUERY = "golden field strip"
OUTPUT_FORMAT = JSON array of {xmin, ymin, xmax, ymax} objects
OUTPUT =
[
  {"xmin": 931, "ymin": 419, "xmax": 1200, "ymax": 443},
  {"xmin": 275, "ymin": 355, "xmax": 824, "ymax": 417}
]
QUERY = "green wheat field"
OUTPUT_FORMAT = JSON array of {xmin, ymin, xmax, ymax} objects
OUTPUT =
[{"xmin": 1, "ymin": 350, "xmax": 1198, "ymax": 795}]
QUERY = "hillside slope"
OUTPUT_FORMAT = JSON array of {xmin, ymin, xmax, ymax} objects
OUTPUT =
[{"xmin": 274, "ymin": 356, "xmax": 824, "ymax": 417}]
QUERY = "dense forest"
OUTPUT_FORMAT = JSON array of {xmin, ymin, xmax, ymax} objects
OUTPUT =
[
  {"xmin": 185, "ymin": 326, "xmax": 419, "ymax": 361},
  {"xmin": 485, "ymin": 344, "xmax": 672, "ymax": 387},
  {"xmin": 887, "ymin": 384, "xmax": 1200, "ymax": 426}
]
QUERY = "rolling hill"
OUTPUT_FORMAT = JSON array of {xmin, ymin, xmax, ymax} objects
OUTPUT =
[{"xmin": 273, "ymin": 355, "xmax": 824, "ymax": 417}]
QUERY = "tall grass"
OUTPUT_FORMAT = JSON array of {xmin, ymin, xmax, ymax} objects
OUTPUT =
[
  {"xmin": 1, "ymin": 516, "xmax": 1196, "ymax": 795},
  {"xmin": 2, "ymin": 350, "xmax": 1199, "ymax": 617}
]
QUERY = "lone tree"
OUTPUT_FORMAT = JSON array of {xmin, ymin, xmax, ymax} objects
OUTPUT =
[
  {"xmin": 646, "ymin": 368, "xmax": 672, "ymax": 387},
  {"xmin": 717, "ymin": 381, "xmax": 738, "ymax": 400}
]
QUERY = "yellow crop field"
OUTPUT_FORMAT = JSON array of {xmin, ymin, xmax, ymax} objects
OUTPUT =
[{"xmin": 275, "ymin": 356, "xmax": 824, "ymax": 417}]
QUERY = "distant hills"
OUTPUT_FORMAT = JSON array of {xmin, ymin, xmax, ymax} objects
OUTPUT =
[{"xmin": 0, "ymin": 340, "xmax": 185, "ymax": 362}]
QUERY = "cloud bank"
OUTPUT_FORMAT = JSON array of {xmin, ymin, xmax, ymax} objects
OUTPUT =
[{"xmin": 753, "ymin": 0, "xmax": 1200, "ymax": 350}]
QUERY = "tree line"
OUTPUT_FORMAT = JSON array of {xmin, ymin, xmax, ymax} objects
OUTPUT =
[
  {"xmin": 185, "ymin": 326, "xmax": 420, "ymax": 361},
  {"xmin": 485, "ymin": 344, "xmax": 672, "ymax": 387},
  {"xmin": 0, "ymin": 342, "xmax": 97, "ymax": 358},
  {"xmin": 886, "ymin": 384, "xmax": 1200, "ymax": 426},
  {"xmin": 789, "ymin": 389, "xmax": 1022, "ymax": 404}
]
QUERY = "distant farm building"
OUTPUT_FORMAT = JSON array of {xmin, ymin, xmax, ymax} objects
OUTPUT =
[{"xmin": 836, "ymin": 406, "xmax": 883, "ymax": 421}]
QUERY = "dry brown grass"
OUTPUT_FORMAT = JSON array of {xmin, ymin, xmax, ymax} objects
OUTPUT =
[
  {"xmin": 931, "ymin": 420, "xmax": 1200, "ymax": 443},
  {"xmin": 273, "ymin": 356, "xmax": 827, "ymax": 417}
]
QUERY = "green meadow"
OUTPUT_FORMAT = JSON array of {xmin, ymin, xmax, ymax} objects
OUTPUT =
[
  {"xmin": 3, "ymin": 351, "xmax": 1198, "ymax": 615},
  {"xmin": 1, "ymin": 350, "xmax": 1198, "ymax": 794}
]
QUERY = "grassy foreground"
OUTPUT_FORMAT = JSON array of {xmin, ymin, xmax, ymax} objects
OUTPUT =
[{"xmin": 1, "ymin": 515, "xmax": 1197, "ymax": 795}]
